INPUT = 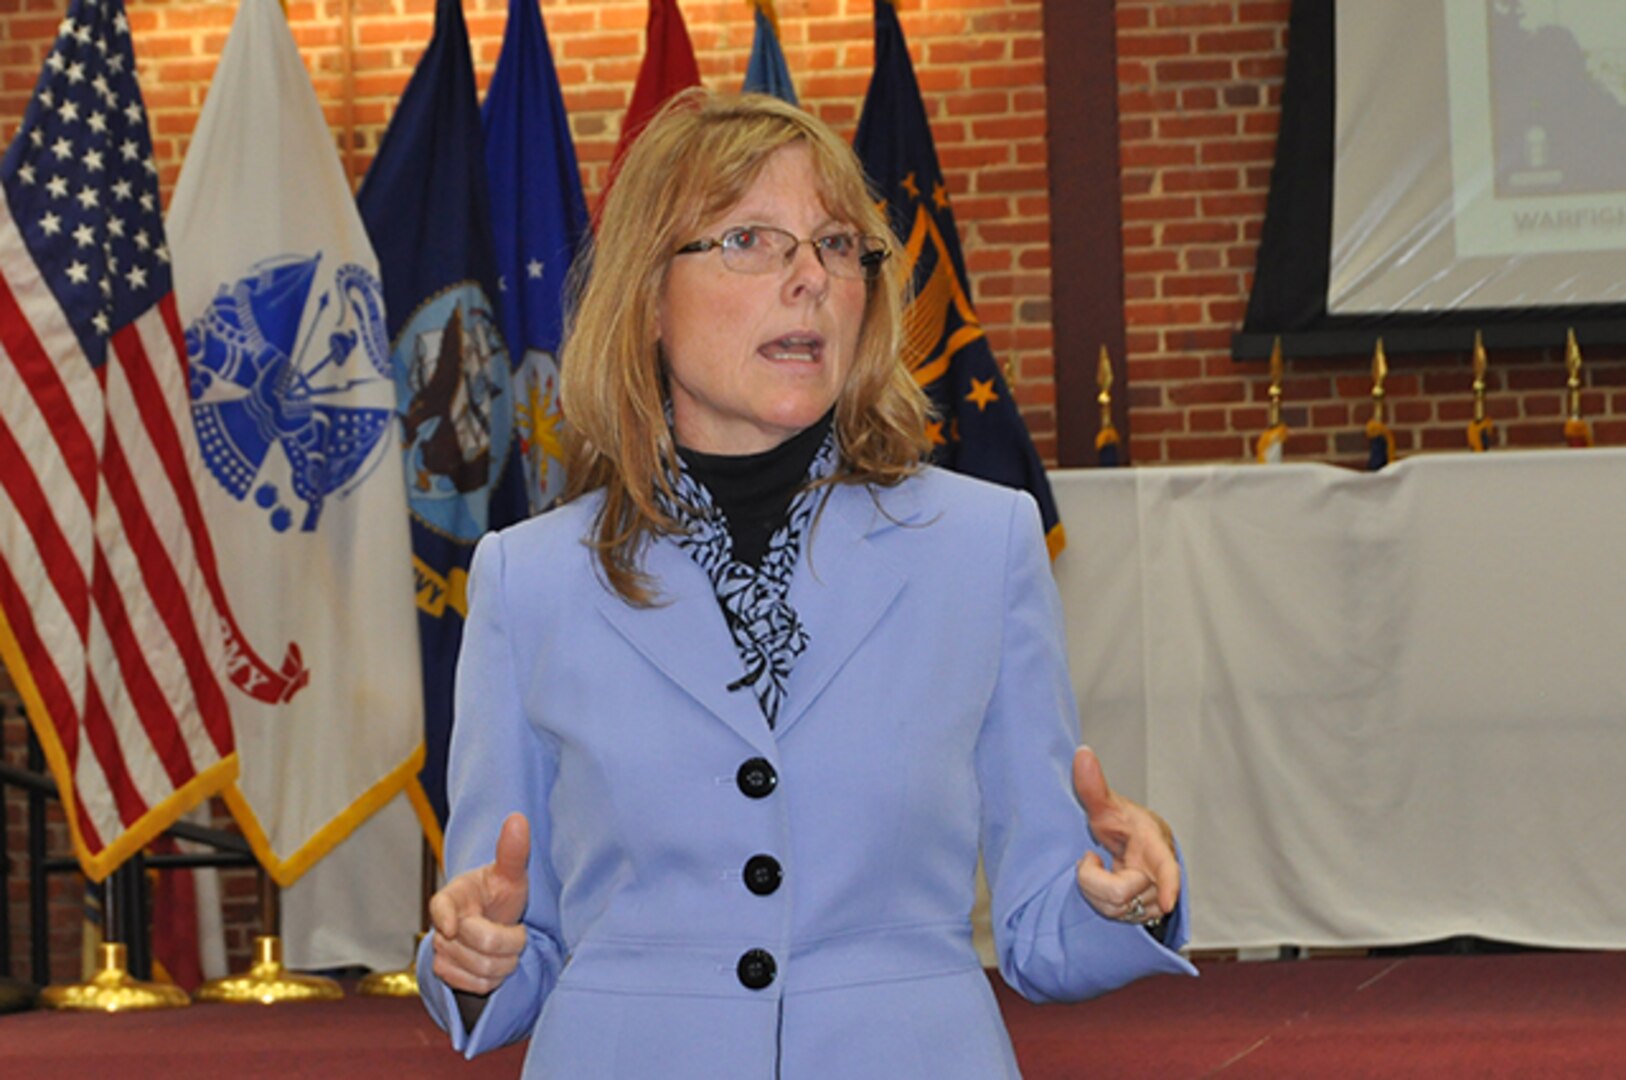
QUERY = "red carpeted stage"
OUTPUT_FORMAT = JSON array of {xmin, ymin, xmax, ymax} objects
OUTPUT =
[{"xmin": 2, "ymin": 952, "xmax": 1622, "ymax": 1077}]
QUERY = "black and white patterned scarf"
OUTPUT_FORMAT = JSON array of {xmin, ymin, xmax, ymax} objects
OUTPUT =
[{"xmin": 655, "ymin": 431, "xmax": 838, "ymax": 727}]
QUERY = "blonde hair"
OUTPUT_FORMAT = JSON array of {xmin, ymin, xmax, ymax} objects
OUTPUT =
[{"xmin": 560, "ymin": 89, "xmax": 930, "ymax": 605}]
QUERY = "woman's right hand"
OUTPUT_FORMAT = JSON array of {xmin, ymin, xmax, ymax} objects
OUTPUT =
[{"xmin": 428, "ymin": 811, "xmax": 531, "ymax": 995}]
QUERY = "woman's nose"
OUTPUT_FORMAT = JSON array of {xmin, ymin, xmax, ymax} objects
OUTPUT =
[{"xmin": 782, "ymin": 240, "xmax": 831, "ymax": 300}]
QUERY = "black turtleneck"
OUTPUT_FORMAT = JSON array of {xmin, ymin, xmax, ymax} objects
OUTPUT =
[{"xmin": 676, "ymin": 410, "xmax": 834, "ymax": 568}]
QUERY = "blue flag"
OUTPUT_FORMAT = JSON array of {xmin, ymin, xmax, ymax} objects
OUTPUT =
[
  {"xmin": 357, "ymin": 0, "xmax": 521, "ymax": 828},
  {"xmin": 853, "ymin": 2, "xmax": 1064, "ymax": 555},
  {"xmin": 482, "ymin": 0, "xmax": 589, "ymax": 516},
  {"xmin": 742, "ymin": 2, "xmax": 798, "ymax": 105}
]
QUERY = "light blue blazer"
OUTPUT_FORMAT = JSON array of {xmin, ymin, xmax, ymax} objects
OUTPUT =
[{"xmin": 418, "ymin": 466, "xmax": 1196, "ymax": 1078}]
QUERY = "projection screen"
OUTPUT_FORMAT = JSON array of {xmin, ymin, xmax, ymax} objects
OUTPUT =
[{"xmin": 1331, "ymin": 0, "xmax": 1626, "ymax": 315}]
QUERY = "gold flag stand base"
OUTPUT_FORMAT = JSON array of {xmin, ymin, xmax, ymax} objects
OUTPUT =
[
  {"xmin": 40, "ymin": 943, "xmax": 190, "ymax": 1012},
  {"xmin": 356, "ymin": 933, "xmax": 423, "ymax": 998},
  {"xmin": 194, "ymin": 935, "xmax": 344, "ymax": 1005},
  {"xmin": 356, "ymin": 966, "xmax": 418, "ymax": 997}
]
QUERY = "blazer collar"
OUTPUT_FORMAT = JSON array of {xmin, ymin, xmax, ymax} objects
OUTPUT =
[
  {"xmin": 593, "ymin": 533, "xmax": 777, "ymax": 755},
  {"xmin": 771, "ymin": 481, "xmax": 916, "ymax": 737},
  {"xmin": 592, "ymin": 475, "xmax": 928, "ymax": 751}
]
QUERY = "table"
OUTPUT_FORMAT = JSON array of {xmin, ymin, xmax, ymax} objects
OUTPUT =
[{"xmin": 1048, "ymin": 449, "xmax": 1626, "ymax": 951}]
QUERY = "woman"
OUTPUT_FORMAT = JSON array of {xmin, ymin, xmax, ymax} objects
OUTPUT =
[{"xmin": 417, "ymin": 90, "xmax": 1195, "ymax": 1077}]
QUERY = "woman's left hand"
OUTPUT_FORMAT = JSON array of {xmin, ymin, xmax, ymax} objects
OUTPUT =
[{"xmin": 1071, "ymin": 745, "xmax": 1181, "ymax": 927}]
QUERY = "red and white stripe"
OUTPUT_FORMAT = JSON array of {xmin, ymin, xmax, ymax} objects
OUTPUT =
[{"xmin": 0, "ymin": 194, "xmax": 233, "ymax": 874}]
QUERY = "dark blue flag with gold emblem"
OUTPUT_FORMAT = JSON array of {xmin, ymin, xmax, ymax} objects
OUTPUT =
[
  {"xmin": 853, "ymin": 0, "xmax": 1064, "ymax": 555},
  {"xmin": 483, "ymin": 0, "xmax": 588, "ymax": 516},
  {"xmin": 357, "ymin": 0, "xmax": 521, "ymax": 828}
]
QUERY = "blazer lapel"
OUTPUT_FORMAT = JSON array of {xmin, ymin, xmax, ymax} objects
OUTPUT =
[
  {"xmin": 772, "ymin": 481, "xmax": 923, "ymax": 737},
  {"xmin": 594, "ymin": 537, "xmax": 778, "ymax": 755}
]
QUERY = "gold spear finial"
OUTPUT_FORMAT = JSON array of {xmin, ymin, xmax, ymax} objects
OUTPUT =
[
  {"xmin": 1094, "ymin": 345, "xmax": 1122, "ymax": 465},
  {"xmin": 1563, "ymin": 329, "xmax": 1595, "ymax": 447},
  {"xmin": 1096, "ymin": 344, "xmax": 1114, "ymax": 420},
  {"xmin": 1472, "ymin": 331, "xmax": 1488, "ymax": 423},
  {"xmin": 1267, "ymin": 336, "xmax": 1284, "ymax": 428},
  {"xmin": 1370, "ymin": 337, "xmax": 1388, "ymax": 425},
  {"xmin": 1565, "ymin": 328, "xmax": 1584, "ymax": 420}
]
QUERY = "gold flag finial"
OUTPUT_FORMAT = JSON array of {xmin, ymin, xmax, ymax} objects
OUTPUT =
[
  {"xmin": 1094, "ymin": 344, "xmax": 1122, "ymax": 465},
  {"xmin": 1472, "ymin": 331, "xmax": 1488, "ymax": 422},
  {"xmin": 1565, "ymin": 328, "xmax": 1583, "ymax": 419},
  {"xmin": 1266, "ymin": 336, "xmax": 1284, "ymax": 428},
  {"xmin": 1467, "ymin": 331, "xmax": 1496, "ymax": 451},
  {"xmin": 1563, "ymin": 328, "xmax": 1594, "ymax": 447},
  {"xmin": 1370, "ymin": 337, "xmax": 1388, "ymax": 424}
]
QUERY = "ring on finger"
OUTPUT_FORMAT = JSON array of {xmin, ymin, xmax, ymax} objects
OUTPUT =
[{"xmin": 1124, "ymin": 896, "xmax": 1145, "ymax": 922}]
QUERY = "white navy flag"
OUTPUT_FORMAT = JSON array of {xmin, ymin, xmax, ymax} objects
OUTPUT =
[{"xmin": 166, "ymin": 0, "xmax": 426, "ymax": 950}]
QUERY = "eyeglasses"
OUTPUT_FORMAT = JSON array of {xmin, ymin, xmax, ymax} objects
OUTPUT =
[{"xmin": 674, "ymin": 225, "xmax": 890, "ymax": 281}]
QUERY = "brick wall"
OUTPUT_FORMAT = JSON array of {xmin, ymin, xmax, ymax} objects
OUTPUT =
[
  {"xmin": 1115, "ymin": 0, "xmax": 1626, "ymax": 465},
  {"xmin": 0, "ymin": 0, "xmax": 1058, "ymax": 458},
  {"xmin": 4, "ymin": 0, "xmax": 1625, "ymax": 984}
]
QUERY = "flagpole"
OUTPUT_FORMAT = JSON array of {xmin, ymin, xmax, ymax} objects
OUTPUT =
[{"xmin": 341, "ymin": 0, "xmax": 358, "ymax": 186}]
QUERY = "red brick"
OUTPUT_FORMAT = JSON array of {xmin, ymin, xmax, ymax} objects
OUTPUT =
[
  {"xmin": 1164, "ymin": 167, "xmax": 1241, "ymax": 193},
  {"xmin": 1157, "ymin": 114, "xmax": 1238, "ymax": 139},
  {"xmin": 1164, "ymin": 221, "xmax": 1235, "ymax": 243},
  {"xmin": 1122, "ymin": 143, "xmax": 1198, "ymax": 167},
  {"xmin": 1155, "ymin": 58, "xmax": 1234, "ymax": 83},
  {"xmin": 1163, "ymin": 272, "xmax": 1243, "ymax": 297},
  {"xmin": 1123, "ymin": 195, "xmax": 1199, "ymax": 222},
  {"xmin": 1156, "ymin": 4, "xmax": 1237, "ymax": 29},
  {"xmin": 1197, "ymin": 28, "xmax": 1279, "ymax": 54}
]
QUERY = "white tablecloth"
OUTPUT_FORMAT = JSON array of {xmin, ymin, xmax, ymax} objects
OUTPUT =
[{"xmin": 1049, "ymin": 450, "xmax": 1626, "ymax": 951}]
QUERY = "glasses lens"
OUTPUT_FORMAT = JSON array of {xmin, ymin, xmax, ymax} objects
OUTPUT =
[
  {"xmin": 719, "ymin": 226, "xmax": 791, "ymax": 274},
  {"xmin": 808, "ymin": 233, "xmax": 888, "ymax": 280},
  {"xmin": 712, "ymin": 227, "xmax": 888, "ymax": 279},
  {"xmin": 809, "ymin": 233, "xmax": 858, "ymax": 278}
]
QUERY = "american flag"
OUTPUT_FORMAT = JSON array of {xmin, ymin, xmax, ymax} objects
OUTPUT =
[{"xmin": 0, "ymin": 0, "xmax": 237, "ymax": 881}]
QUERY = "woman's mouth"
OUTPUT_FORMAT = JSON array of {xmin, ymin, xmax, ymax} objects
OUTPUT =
[{"xmin": 760, "ymin": 334, "xmax": 824, "ymax": 362}]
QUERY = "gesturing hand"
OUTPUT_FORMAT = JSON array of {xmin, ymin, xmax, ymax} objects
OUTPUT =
[
  {"xmin": 429, "ymin": 812, "xmax": 531, "ymax": 995},
  {"xmin": 1071, "ymin": 746, "xmax": 1181, "ymax": 926}
]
